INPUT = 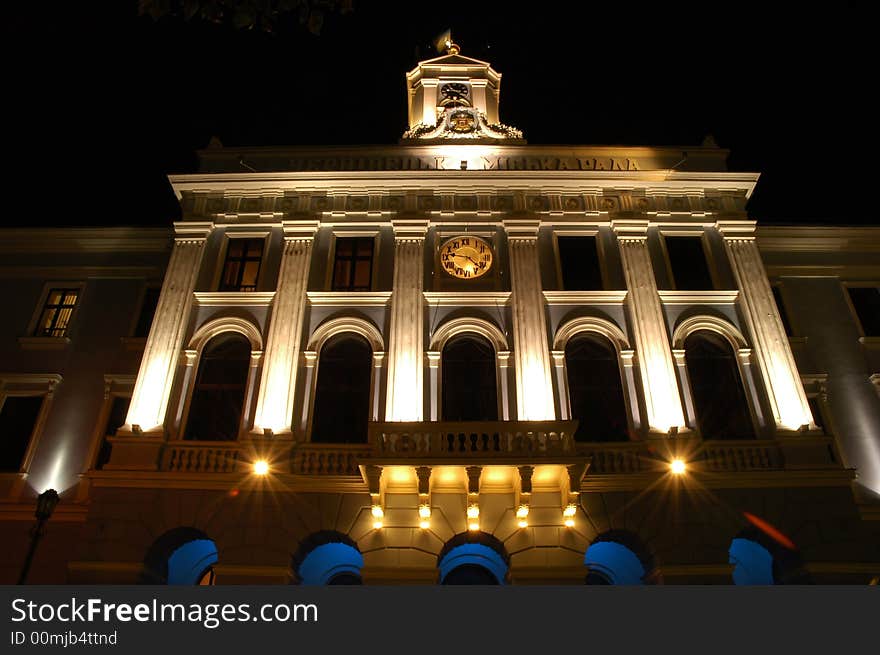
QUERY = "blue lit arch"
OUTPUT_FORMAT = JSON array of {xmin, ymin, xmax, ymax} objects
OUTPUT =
[
  {"xmin": 142, "ymin": 527, "xmax": 218, "ymax": 585},
  {"xmin": 437, "ymin": 532, "xmax": 509, "ymax": 585},
  {"xmin": 293, "ymin": 531, "xmax": 364, "ymax": 585},
  {"xmin": 584, "ymin": 530, "xmax": 655, "ymax": 585}
]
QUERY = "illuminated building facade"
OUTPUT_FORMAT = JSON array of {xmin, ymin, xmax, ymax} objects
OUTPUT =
[{"xmin": 2, "ymin": 47, "xmax": 879, "ymax": 585}]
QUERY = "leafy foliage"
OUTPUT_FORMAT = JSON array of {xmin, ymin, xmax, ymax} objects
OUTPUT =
[{"xmin": 138, "ymin": 0, "xmax": 353, "ymax": 34}]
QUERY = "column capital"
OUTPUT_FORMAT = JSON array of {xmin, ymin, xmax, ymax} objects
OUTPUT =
[
  {"xmin": 503, "ymin": 219, "xmax": 541, "ymax": 239},
  {"xmin": 715, "ymin": 220, "xmax": 757, "ymax": 239},
  {"xmin": 426, "ymin": 351, "xmax": 441, "ymax": 368},
  {"xmin": 610, "ymin": 219, "xmax": 649, "ymax": 238},
  {"xmin": 372, "ymin": 351, "xmax": 386, "ymax": 367},
  {"xmin": 391, "ymin": 219, "xmax": 429, "ymax": 239},
  {"xmin": 282, "ymin": 220, "xmax": 320, "ymax": 239},
  {"xmin": 303, "ymin": 350, "xmax": 318, "ymax": 367},
  {"xmin": 173, "ymin": 221, "xmax": 214, "ymax": 239}
]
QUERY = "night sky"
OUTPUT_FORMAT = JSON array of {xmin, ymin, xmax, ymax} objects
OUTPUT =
[{"xmin": 5, "ymin": 2, "xmax": 874, "ymax": 228}]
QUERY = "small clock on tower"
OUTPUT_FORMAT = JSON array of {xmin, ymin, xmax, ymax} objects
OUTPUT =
[{"xmin": 440, "ymin": 235, "xmax": 494, "ymax": 279}]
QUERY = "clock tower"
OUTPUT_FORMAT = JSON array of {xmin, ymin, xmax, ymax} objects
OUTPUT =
[{"xmin": 403, "ymin": 42, "xmax": 523, "ymax": 142}]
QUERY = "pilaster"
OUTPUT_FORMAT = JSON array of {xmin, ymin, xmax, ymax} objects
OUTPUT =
[
  {"xmin": 717, "ymin": 220, "xmax": 814, "ymax": 430},
  {"xmin": 122, "ymin": 222, "xmax": 212, "ymax": 435},
  {"xmin": 504, "ymin": 220, "xmax": 556, "ymax": 420},
  {"xmin": 612, "ymin": 220, "xmax": 687, "ymax": 433},
  {"xmin": 253, "ymin": 220, "xmax": 319, "ymax": 436},
  {"xmin": 385, "ymin": 220, "xmax": 429, "ymax": 421}
]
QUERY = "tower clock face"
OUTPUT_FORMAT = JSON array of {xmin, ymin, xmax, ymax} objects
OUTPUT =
[
  {"xmin": 440, "ymin": 235, "xmax": 493, "ymax": 279},
  {"xmin": 440, "ymin": 82, "xmax": 470, "ymax": 106}
]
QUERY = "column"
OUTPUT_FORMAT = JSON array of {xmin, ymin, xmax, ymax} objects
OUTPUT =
[
  {"xmin": 672, "ymin": 349, "xmax": 696, "ymax": 429},
  {"xmin": 371, "ymin": 351, "xmax": 385, "ymax": 421},
  {"xmin": 497, "ymin": 350, "xmax": 512, "ymax": 421},
  {"xmin": 504, "ymin": 220, "xmax": 556, "ymax": 421},
  {"xmin": 426, "ymin": 351, "xmax": 440, "ymax": 421},
  {"xmin": 620, "ymin": 349, "xmax": 642, "ymax": 433},
  {"xmin": 550, "ymin": 350, "xmax": 569, "ymax": 420},
  {"xmin": 171, "ymin": 349, "xmax": 198, "ymax": 435},
  {"xmin": 612, "ymin": 220, "xmax": 687, "ymax": 433},
  {"xmin": 124, "ymin": 222, "xmax": 212, "ymax": 434},
  {"xmin": 240, "ymin": 350, "xmax": 263, "ymax": 436},
  {"xmin": 718, "ymin": 221, "xmax": 813, "ymax": 430},
  {"xmin": 253, "ymin": 221, "xmax": 318, "ymax": 436},
  {"xmin": 299, "ymin": 351, "xmax": 317, "ymax": 434},
  {"xmin": 385, "ymin": 221, "xmax": 428, "ymax": 422}
]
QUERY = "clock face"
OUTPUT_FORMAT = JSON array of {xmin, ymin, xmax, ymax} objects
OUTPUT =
[
  {"xmin": 440, "ymin": 236, "xmax": 493, "ymax": 279},
  {"xmin": 440, "ymin": 82, "xmax": 470, "ymax": 106}
]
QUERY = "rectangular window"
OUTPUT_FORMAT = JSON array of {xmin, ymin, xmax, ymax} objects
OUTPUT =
[
  {"xmin": 807, "ymin": 396, "xmax": 826, "ymax": 433},
  {"xmin": 219, "ymin": 238, "xmax": 264, "ymax": 292},
  {"xmin": 133, "ymin": 287, "xmax": 161, "ymax": 338},
  {"xmin": 557, "ymin": 236, "xmax": 604, "ymax": 290},
  {"xmin": 332, "ymin": 237, "xmax": 374, "ymax": 291},
  {"xmin": 664, "ymin": 236, "xmax": 714, "ymax": 290},
  {"xmin": 847, "ymin": 286, "xmax": 880, "ymax": 336},
  {"xmin": 34, "ymin": 288, "xmax": 79, "ymax": 337},
  {"xmin": 0, "ymin": 396, "xmax": 44, "ymax": 472},
  {"xmin": 772, "ymin": 286, "xmax": 794, "ymax": 337},
  {"xmin": 95, "ymin": 396, "xmax": 131, "ymax": 470}
]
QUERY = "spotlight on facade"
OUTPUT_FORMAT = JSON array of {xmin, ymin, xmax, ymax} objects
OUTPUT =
[
  {"xmin": 253, "ymin": 460, "xmax": 269, "ymax": 476},
  {"xmin": 419, "ymin": 520, "xmax": 431, "ymax": 530},
  {"xmin": 371, "ymin": 504, "xmax": 384, "ymax": 519},
  {"xmin": 419, "ymin": 504, "xmax": 431, "ymax": 519},
  {"xmin": 563, "ymin": 503, "xmax": 577, "ymax": 527},
  {"xmin": 373, "ymin": 520, "xmax": 383, "ymax": 530},
  {"xmin": 516, "ymin": 504, "xmax": 529, "ymax": 528},
  {"xmin": 467, "ymin": 503, "xmax": 480, "ymax": 531},
  {"xmin": 670, "ymin": 459, "xmax": 687, "ymax": 475}
]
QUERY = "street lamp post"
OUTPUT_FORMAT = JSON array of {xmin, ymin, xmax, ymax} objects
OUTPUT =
[{"xmin": 17, "ymin": 489, "xmax": 60, "ymax": 585}]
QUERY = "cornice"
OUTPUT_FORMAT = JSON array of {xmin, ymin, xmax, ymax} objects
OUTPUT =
[
  {"xmin": 169, "ymin": 170, "xmax": 759, "ymax": 197},
  {"xmin": 543, "ymin": 290, "xmax": 628, "ymax": 305},
  {"xmin": 756, "ymin": 226, "xmax": 880, "ymax": 252},
  {"xmin": 307, "ymin": 291, "xmax": 392, "ymax": 306},
  {"xmin": 0, "ymin": 227, "xmax": 172, "ymax": 254},
  {"xmin": 424, "ymin": 291, "xmax": 511, "ymax": 306},
  {"xmin": 194, "ymin": 291, "xmax": 276, "ymax": 307},
  {"xmin": 658, "ymin": 290, "xmax": 740, "ymax": 305}
]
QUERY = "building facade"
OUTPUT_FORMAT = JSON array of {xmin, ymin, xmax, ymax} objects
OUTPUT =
[{"xmin": 2, "ymin": 49, "xmax": 879, "ymax": 585}]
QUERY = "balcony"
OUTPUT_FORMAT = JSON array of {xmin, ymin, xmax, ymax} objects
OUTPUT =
[{"xmin": 368, "ymin": 420, "xmax": 580, "ymax": 464}]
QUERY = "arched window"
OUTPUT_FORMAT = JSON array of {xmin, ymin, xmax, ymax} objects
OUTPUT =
[
  {"xmin": 142, "ymin": 527, "xmax": 218, "ymax": 585},
  {"xmin": 565, "ymin": 334, "xmax": 629, "ymax": 441},
  {"xmin": 684, "ymin": 331, "xmax": 754, "ymax": 440},
  {"xmin": 311, "ymin": 334, "xmax": 373, "ymax": 443},
  {"xmin": 185, "ymin": 333, "xmax": 251, "ymax": 441},
  {"xmin": 292, "ymin": 531, "xmax": 364, "ymax": 585},
  {"xmin": 442, "ymin": 335, "xmax": 497, "ymax": 421},
  {"xmin": 438, "ymin": 532, "xmax": 509, "ymax": 585},
  {"xmin": 584, "ymin": 530, "xmax": 655, "ymax": 585}
]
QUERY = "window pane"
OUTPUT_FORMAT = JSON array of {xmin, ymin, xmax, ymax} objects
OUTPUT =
[
  {"xmin": 227, "ymin": 240, "xmax": 244, "ymax": 258},
  {"xmin": 311, "ymin": 335, "xmax": 373, "ymax": 443},
  {"xmin": 245, "ymin": 239, "xmax": 263, "ymax": 257},
  {"xmin": 220, "ymin": 261, "xmax": 241, "ymax": 290},
  {"xmin": 665, "ymin": 236, "xmax": 714, "ymax": 290},
  {"xmin": 38, "ymin": 308, "xmax": 58, "ymax": 336},
  {"xmin": 353, "ymin": 260, "xmax": 372, "ymax": 289},
  {"xmin": 565, "ymin": 335, "xmax": 629, "ymax": 441},
  {"xmin": 241, "ymin": 261, "xmax": 260, "ymax": 289},
  {"xmin": 685, "ymin": 332, "xmax": 754, "ymax": 439},
  {"xmin": 442, "ymin": 336, "xmax": 497, "ymax": 421},
  {"xmin": 0, "ymin": 396, "xmax": 43, "ymax": 471},
  {"xmin": 558, "ymin": 236, "xmax": 603, "ymax": 290},
  {"xmin": 47, "ymin": 290, "xmax": 63, "ymax": 305},
  {"xmin": 848, "ymin": 287, "xmax": 880, "ymax": 336},
  {"xmin": 332, "ymin": 238, "xmax": 375, "ymax": 292},
  {"xmin": 185, "ymin": 335, "xmax": 251, "ymax": 441},
  {"xmin": 54, "ymin": 307, "xmax": 74, "ymax": 333},
  {"xmin": 772, "ymin": 286, "xmax": 794, "ymax": 336}
]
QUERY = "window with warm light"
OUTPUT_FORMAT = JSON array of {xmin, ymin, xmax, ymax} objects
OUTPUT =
[
  {"xmin": 331, "ymin": 237, "xmax": 374, "ymax": 291},
  {"xmin": 219, "ymin": 238, "xmax": 264, "ymax": 292},
  {"xmin": 34, "ymin": 288, "xmax": 79, "ymax": 337}
]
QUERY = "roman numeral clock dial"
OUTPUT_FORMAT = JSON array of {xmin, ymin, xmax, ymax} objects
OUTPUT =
[{"xmin": 440, "ymin": 236, "xmax": 494, "ymax": 280}]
